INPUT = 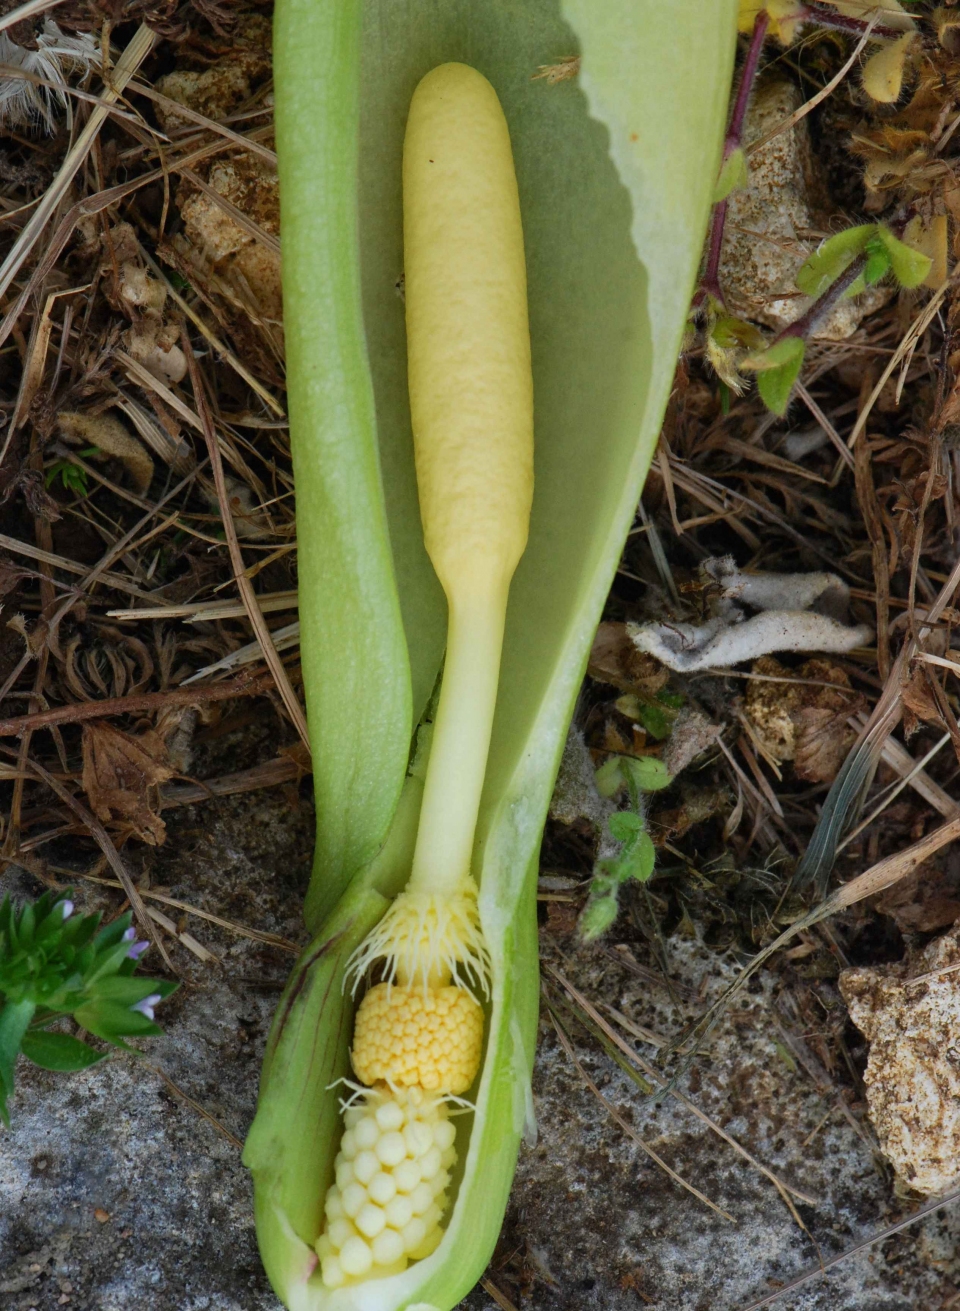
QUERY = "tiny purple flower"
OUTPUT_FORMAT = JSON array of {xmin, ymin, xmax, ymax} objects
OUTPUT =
[
  {"xmin": 59, "ymin": 900, "xmax": 74, "ymax": 920},
  {"xmin": 127, "ymin": 941, "xmax": 150, "ymax": 960},
  {"xmin": 131, "ymin": 994, "xmax": 161, "ymax": 1021},
  {"xmin": 122, "ymin": 926, "xmax": 136, "ymax": 942}
]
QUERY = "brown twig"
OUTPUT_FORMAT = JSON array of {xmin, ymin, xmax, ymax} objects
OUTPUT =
[{"xmin": 0, "ymin": 670, "xmax": 274, "ymax": 737}]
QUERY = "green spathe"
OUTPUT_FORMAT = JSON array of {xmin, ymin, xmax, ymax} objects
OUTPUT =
[{"xmin": 248, "ymin": 1, "xmax": 738, "ymax": 1308}]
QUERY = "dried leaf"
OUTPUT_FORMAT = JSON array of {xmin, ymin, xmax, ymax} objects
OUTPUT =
[
  {"xmin": 903, "ymin": 214, "xmax": 948, "ymax": 290},
  {"xmin": 873, "ymin": 860, "xmax": 960, "ymax": 934},
  {"xmin": 862, "ymin": 34, "xmax": 915, "ymax": 106},
  {"xmin": 901, "ymin": 663, "xmax": 945, "ymax": 737},
  {"xmin": 649, "ymin": 788, "xmax": 729, "ymax": 845},
  {"xmin": 661, "ymin": 708, "xmax": 722, "ymax": 775},
  {"xmin": 588, "ymin": 621, "xmax": 668, "ymax": 695},
  {"xmin": 789, "ymin": 659, "xmax": 866, "ymax": 782},
  {"xmin": 793, "ymin": 704, "xmax": 860, "ymax": 784},
  {"xmin": 81, "ymin": 720, "xmax": 175, "ymax": 845}
]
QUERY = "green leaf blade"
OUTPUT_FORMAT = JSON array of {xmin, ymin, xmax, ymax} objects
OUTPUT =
[
  {"xmin": 20, "ymin": 1030, "xmax": 107, "ymax": 1073},
  {"xmin": 273, "ymin": 0, "xmax": 415, "ymax": 932}
]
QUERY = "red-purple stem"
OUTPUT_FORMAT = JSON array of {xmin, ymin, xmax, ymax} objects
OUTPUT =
[
  {"xmin": 771, "ymin": 252, "xmax": 867, "ymax": 346},
  {"xmin": 697, "ymin": 3, "xmax": 900, "ymax": 310},
  {"xmin": 803, "ymin": 2, "xmax": 901, "ymax": 41},
  {"xmin": 696, "ymin": 10, "xmax": 769, "ymax": 307}
]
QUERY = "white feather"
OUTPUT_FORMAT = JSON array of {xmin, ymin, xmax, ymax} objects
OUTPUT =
[{"xmin": 0, "ymin": 19, "xmax": 100, "ymax": 132}]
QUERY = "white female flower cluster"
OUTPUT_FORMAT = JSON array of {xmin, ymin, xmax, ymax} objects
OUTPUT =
[
  {"xmin": 317, "ymin": 1086, "xmax": 457, "ymax": 1288},
  {"xmin": 0, "ymin": 20, "xmax": 100, "ymax": 132}
]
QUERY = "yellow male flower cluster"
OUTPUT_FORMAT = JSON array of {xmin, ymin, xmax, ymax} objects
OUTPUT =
[{"xmin": 352, "ymin": 982, "xmax": 484, "ymax": 1093}]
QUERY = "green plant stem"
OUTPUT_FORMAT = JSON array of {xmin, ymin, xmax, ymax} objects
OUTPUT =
[
  {"xmin": 409, "ymin": 584, "xmax": 509, "ymax": 897},
  {"xmin": 0, "ymin": 997, "xmax": 35, "ymax": 1117}
]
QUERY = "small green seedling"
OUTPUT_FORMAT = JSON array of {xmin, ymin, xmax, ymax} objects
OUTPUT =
[
  {"xmin": 741, "ymin": 222, "xmax": 931, "ymax": 415},
  {"xmin": 582, "ymin": 754, "xmax": 672, "ymax": 940},
  {"xmin": 45, "ymin": 447, "xmax": 99, "ymax": 496},
  {"xmin": 0, "ymin": 890, "xmax": 176, "ymax": 1124}
]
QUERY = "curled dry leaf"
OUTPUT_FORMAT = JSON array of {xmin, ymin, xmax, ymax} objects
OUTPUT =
[
  {"xmin": 649, "ymin": 787, "xmax": 729, "ymax": 847},
  {"xmin": 861, "ymin": 32, "xmax": 915, "ymax": 106},
  {"xmin": 744, "ymin": 655, "xmax": 865, "ymax": 782},
  {"xmin": 661, "ymin": 708, "xmax": 722, "ymax": 776},
  {"xmin": 13, "ymin": 467, "xmax": 60, "ymax": 522},
  {"xmin": 902, "ymin": 213, "xmax": 948, "ymax": 290},
  {"xmin": 200, "ymin": 473, "xmax": 274, "ymax": 541},
  {"xmin": 57, "ymin": 411, "xmax": 154, "ymax": 497},
  {"xmin": 81, "ymin": 720, "xmax": 175, "ymax": 846},
  {"xmin": 793, "ymin": 701, "xmax": 861, "ymax": 784},
  {"xmin": 873, "ymin": 859, "xmax": 960, "ymax": 935},
  {"xmin": 115, "ymin": 256, "xmax": 188, "ymax": 386}
]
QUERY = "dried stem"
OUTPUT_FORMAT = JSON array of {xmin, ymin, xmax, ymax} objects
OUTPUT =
[{"xmin": 0, "ymin": 670, "xmax": 275, "ymax": 737}]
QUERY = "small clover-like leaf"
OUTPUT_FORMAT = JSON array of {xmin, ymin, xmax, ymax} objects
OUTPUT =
[
  {"xmin": 608, "ymin": 810, "xmax": 642, "ymax": 842},
  {"xmin": 638, "ymin": 702, "xmax": 672, "ymax": 740},
  {"xmin": 757, "ymin": 353, "xmax": 804, "ymax": 415},
  {"xmin": 622, "ymin": 755, "xmax": 673, "ymax": 792},
  {"xmin": 594, "ymin": 756, "xmax": 626, "ymax": 798},
  {"xmin": 742, "ymin": 335, "xmax": 806, "ymax": 416},
  {"xmin": 863, "ymin": 234, "xmax": 892, "ymax": 286},
  {"xmin": 624, "ymin": 831, "xmax": 656, "ymax": 883}
]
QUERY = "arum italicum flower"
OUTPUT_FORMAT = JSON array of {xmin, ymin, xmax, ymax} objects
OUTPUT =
[{"xmin": 243, "ymin": 2, "xmax": 739, "ymax": 1309}]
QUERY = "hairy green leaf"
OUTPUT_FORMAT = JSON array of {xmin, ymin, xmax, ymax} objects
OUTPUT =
[
  {"xmin": 713, "ymin": 146, "xmax": 748, "ymax": 202},
  {"xmin": 795, "ymin": 224, "xmax": 874, "ymax": 298}
]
